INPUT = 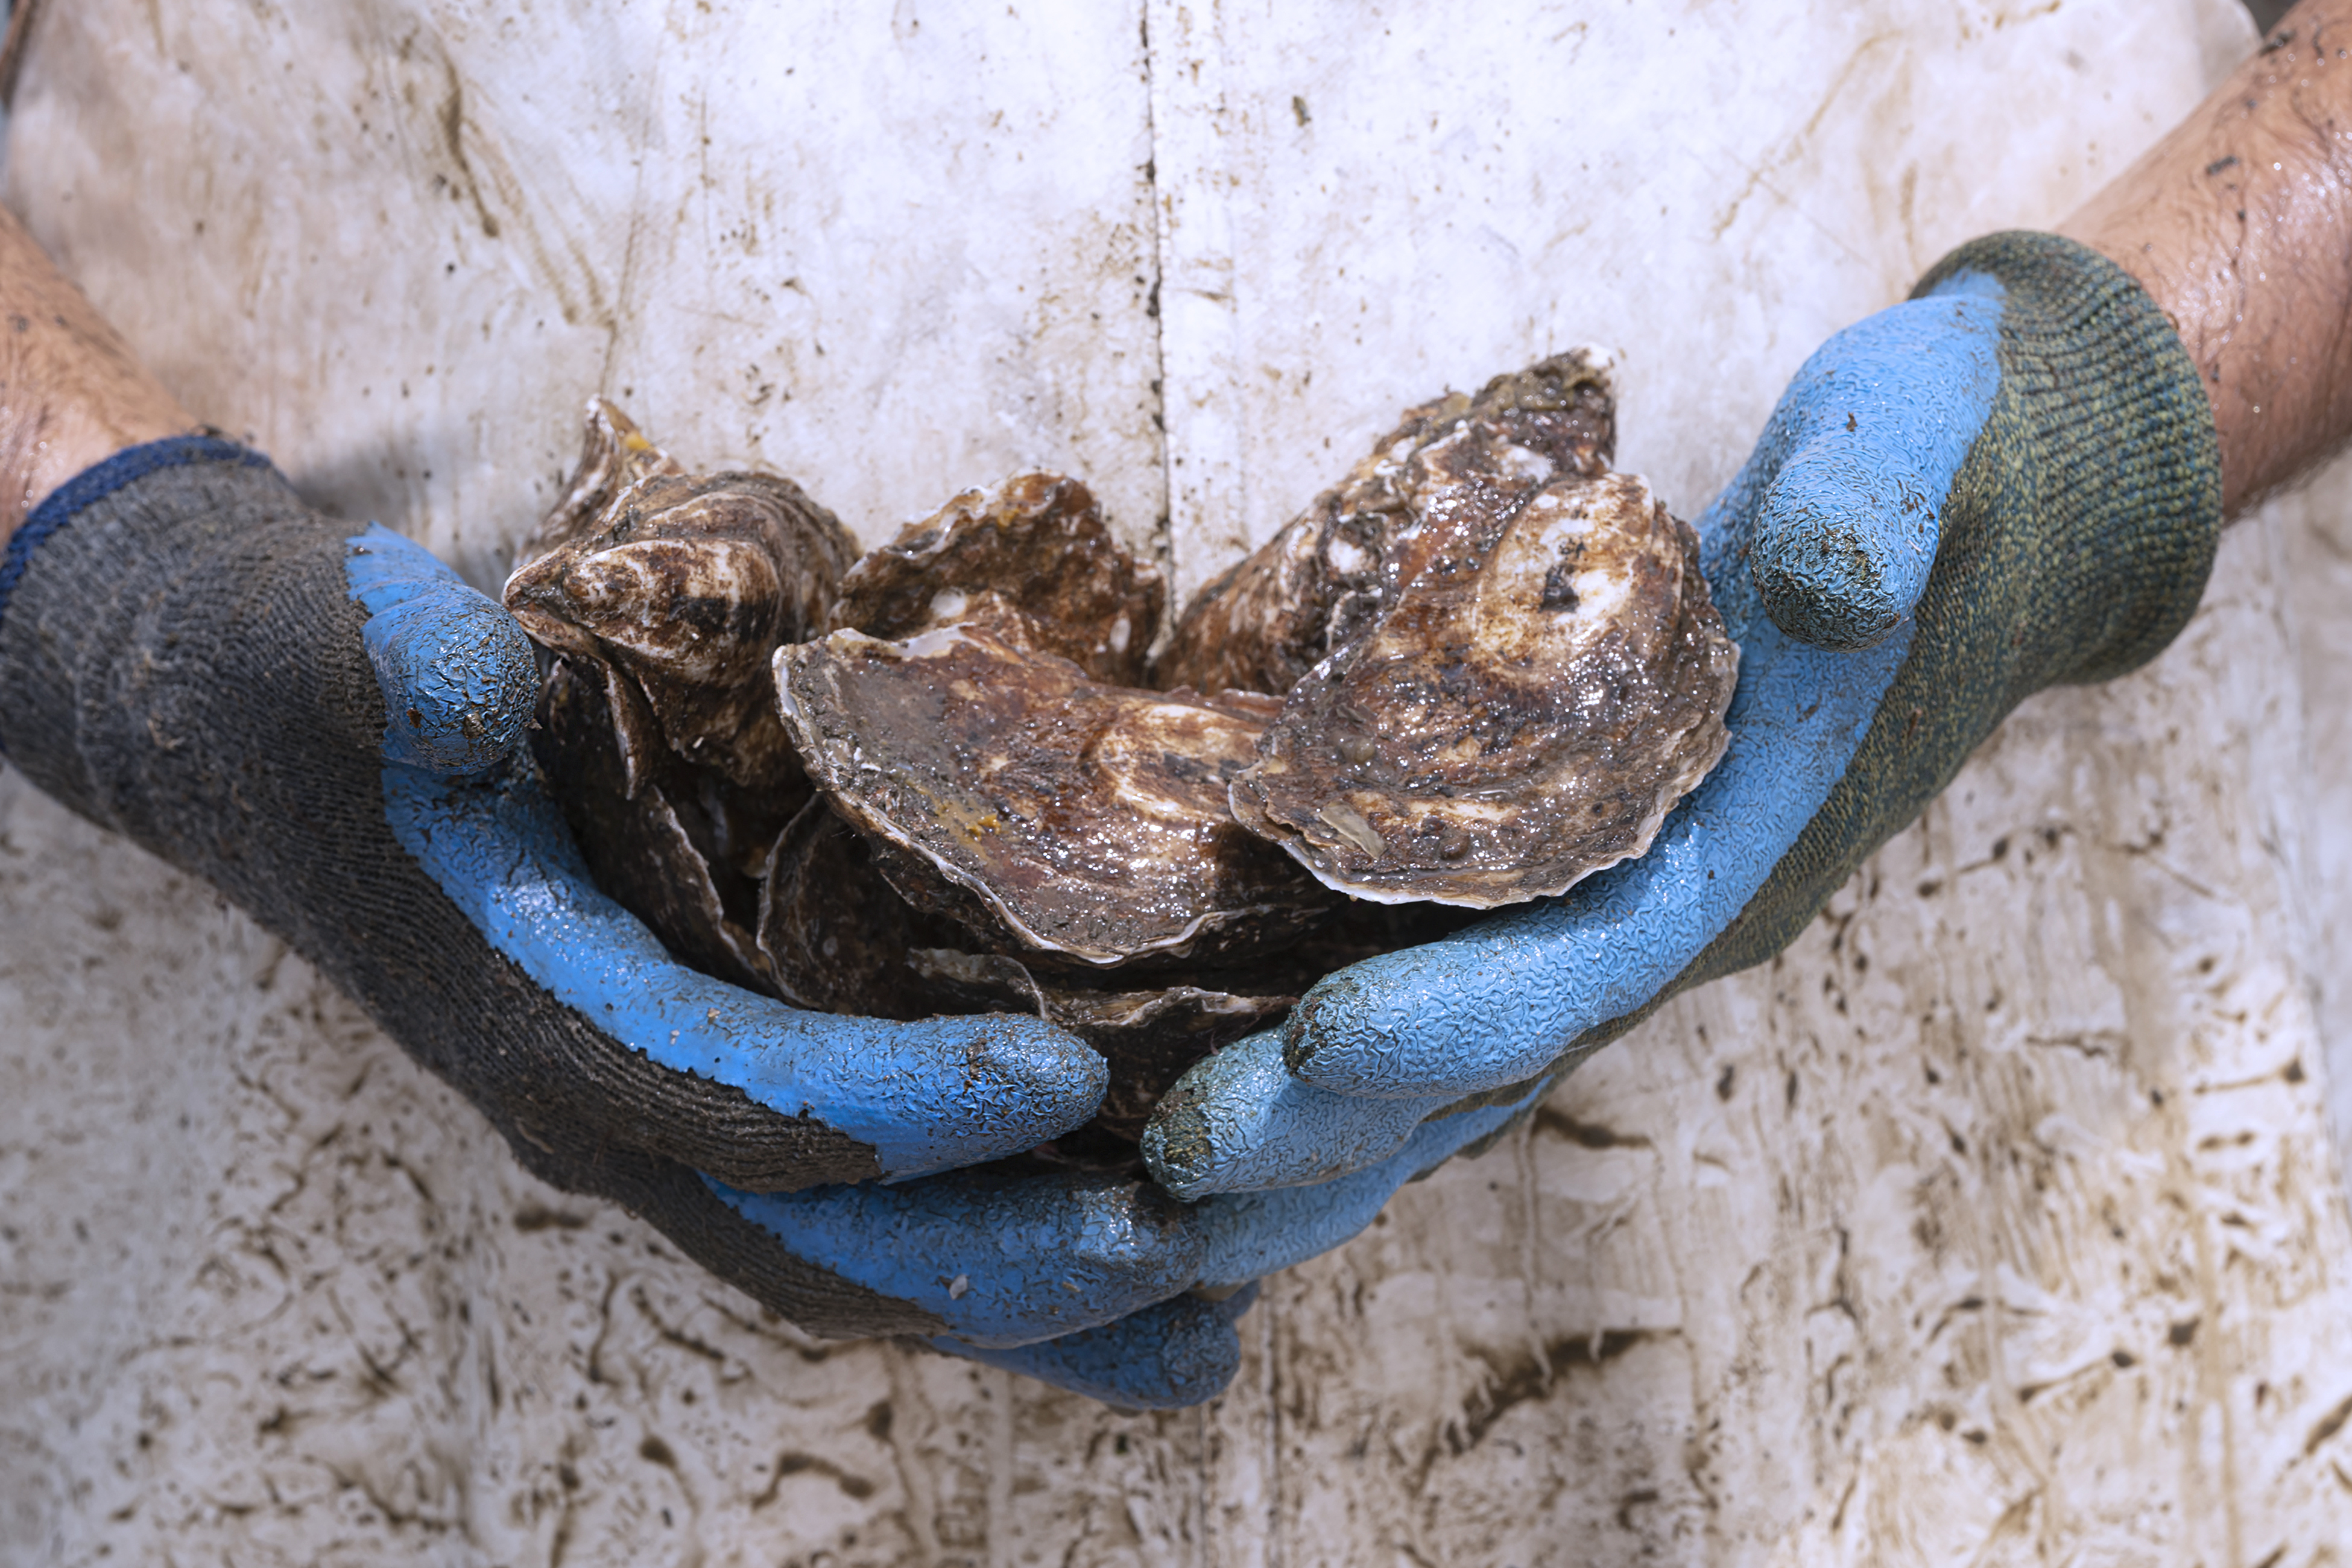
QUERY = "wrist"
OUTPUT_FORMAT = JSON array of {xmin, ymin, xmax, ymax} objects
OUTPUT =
[
  {"xmin": 2056, "ymin": 1, "xmax": 2352, "ymax": 514},
  {"xmin": 0, "ymin": 207, "xmax": 196, "ymax": 540},
  {"xmin": 1911, "ymin": 230, "xmax": 2221, "ymax": 687}
]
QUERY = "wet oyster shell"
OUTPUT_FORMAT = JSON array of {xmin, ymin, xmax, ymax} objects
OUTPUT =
[
  {"xmin": 754, "ymin": 798, "xmax": 978, "ymax": 1019},
  {"xmin": 903, "ymin": 949, "xmax": 1292, "ymax": 1142},
  {"xmin": 504, "ymin": 408, "xmax": 857, "ymax": 795},
  {"xmin": 776, "ymin": 624, "xmax": 1336, "ymax": 967},
  {"xmin": 531, "ymin": 658, "xmax": 778, "ymax": 991},
  {"xmin": 758, "ymin": 811, "xmax": 1291, "ymax": 1145},
  {"xmin": 513, "ymin": 396, "xmax": 687, "ymax": 567},
  {"xmin": 1231, "ymin": 470, "xmax": 1737, "ymax": 906},
  {"xmin": 1052, "ymin": 987, "xmax": 1294, "ymax": 1140},
  {"xmin": 1231, "ymin": 896, "xmax": 1491, "ymax": 988},
  {"xmin": 1153, "ymin": 349, "xmax": 1614, "ymax": 696},
  {"xmin": 832, "ymin": 472, "xmax": 1165, "ymax": 685}
]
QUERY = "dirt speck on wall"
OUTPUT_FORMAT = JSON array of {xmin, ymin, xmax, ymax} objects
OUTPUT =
[{"xmin": 11, "ymin": 1, "xmax": 2352, "ymax": 1564}]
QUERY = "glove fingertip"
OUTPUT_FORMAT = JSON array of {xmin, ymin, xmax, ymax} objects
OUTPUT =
[
  {"xmin": 956, "ymin": 1011, "xmax": 1111, "ymax": 1129},
  {"xmin": 933, "ymin": 1291, "xmax": 1246, "ymax": 1409},
  {"xmin": 1141, "ymin": 1028, "xmax": 1442, "ymax": 1199},
  {"xmin": 347, "ymin": 526, "xmax": 539, "ymax": 773},
  {"xmin": 1750, "ymin": 435, "xmax": 1938, "ymax": 652}
]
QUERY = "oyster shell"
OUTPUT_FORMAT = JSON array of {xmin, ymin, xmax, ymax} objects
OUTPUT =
[
  {"xmin": 1230, "ymin": 469, "xmax": 1737, "ymax": 906},
  {"xmin": 1051, "ymin": 987, "xmax": 1294, "ymax": 1140},
  {"xmin": 531, "ymin": 657, "xmax": 779, "ymax": 991},
  {"xmin": 516, "ymin": 375, "xmax": 1734, "ymax": 1165},
  {"xmin": 504, "ymin": 403, "xmax": 858, "ymax": 794},
  {"xmin": 505, "ymin": 400, "xmax": 851, "ymax": 994},
  {"xmin": 513, "ymin": 396, "xmax": 686, "ymax": 567},
  {"xmin": 755, "ymin": 798, "xmax": 976, "ymax": 1019},
  {"xmin": 902, "ymin": 947, "xmax": 1292, "ymax": 1142},
  {"xmin": 832, "ymin": 472, "xmax": 1164, "ymax": 685},
  {"xmin": 757, "ymin": 812, "xmax": 1291, "ymax": 1144},
  {"xmin": 776, "ymin": 624, "xmax": 1336, "ymax": 967},
  {"xmin": 1153, "ymin": 349, "xmax": 1614, "ymax": 696}
]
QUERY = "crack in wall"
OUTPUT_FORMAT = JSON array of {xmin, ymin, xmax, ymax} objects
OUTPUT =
[{"xmin": 1137, "ymin": 0, "xmax": 1178, "ymax": 648}]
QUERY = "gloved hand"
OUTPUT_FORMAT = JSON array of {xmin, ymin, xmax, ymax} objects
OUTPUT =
[
  {"xmin": 0, "ymin": 436, "xmax": 1245, "ymax": 1407},
  {"xmin": 1140, "ymin": 230, "xmax": 2222, "ymax": 1201}
]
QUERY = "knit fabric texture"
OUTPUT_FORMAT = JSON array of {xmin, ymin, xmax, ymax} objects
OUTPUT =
[{"xmin": 0, "ymin": 450, "xmax": 950, "ymax": 1339}]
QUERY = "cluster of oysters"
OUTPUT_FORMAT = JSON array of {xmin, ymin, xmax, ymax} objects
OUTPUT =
[{"xmin": 503, "ymin": 352, "xmax": 1737, "ymax": 1165}]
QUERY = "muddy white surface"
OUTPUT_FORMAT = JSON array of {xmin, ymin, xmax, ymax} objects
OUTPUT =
[{"xmin": 12, "ymin": 2, "xmax": 2351, "ymax": 1564}]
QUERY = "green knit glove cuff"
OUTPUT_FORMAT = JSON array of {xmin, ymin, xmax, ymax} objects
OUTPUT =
[{"xmin": 1914, "ymin": 229, "xmax": 2223, "ymax": 684}]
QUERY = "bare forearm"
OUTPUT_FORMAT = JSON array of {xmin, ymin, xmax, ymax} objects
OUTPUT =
[
  {"xmin": 0, "ymin": 206, "xmax": 191, "ymax": 541},
  {"xmin": 2060, "ymin": 0, "xmax": 2352, "ymax": 516}
]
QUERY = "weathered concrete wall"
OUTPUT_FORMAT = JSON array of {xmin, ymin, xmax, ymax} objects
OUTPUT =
[{"xmin": 13, "ymin": 1, "xmax": 2352, "ymax": 1563}]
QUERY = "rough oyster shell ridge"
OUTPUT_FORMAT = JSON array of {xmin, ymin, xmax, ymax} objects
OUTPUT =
[
  {"xmin": 832, "ymin": 471, "xmax": 1165, "ymax": 685},
  {"xmin": 1230, "ymin": 470, "xmax": 1737, "ymax": 906},
  {"xmin": 504, "ymin": 405, "xmax": 857, "ymax": 794},
  {"xmin": 776, "ymin": 624, "xmax": 1335, "ymax": 967},
  {"xmin": 1153, "ymin": 348, "xmax": 1614, "ymax": 697},
  {"xmin": 530, "ymin": 657, "xmax": 776, "ymax": 991}
]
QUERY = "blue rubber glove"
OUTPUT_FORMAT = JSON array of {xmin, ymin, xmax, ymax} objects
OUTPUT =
[
  {"xmin": 1141, "ymin": 230, "xmax": 2222, "ymax": 1200},
  {"xmin": 0, "ymin": 437, "xmax": 1244, "ymax": 1408}
]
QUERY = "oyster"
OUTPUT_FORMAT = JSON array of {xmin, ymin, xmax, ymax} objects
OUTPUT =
[
  {"xmin": 514, "ymin": 373, "xmax": 1736, "ymax": 1166},
  {"xmin": 504, "ymin": 402, "xmax": 858, "ymax": 794},
  {"xmin": 1051, "ymin": 987, "xmax": 1294, "ymax": 1140},
  {"xmin": 512, "ymin": 397, "xmax": 685, "ymax": 566},
  {"xmin": 832, "ymin": 472, "xmax": 1164, "ymax": 684},
  {"xmin": 1230, "ymin": 469, "xmax": 1737, "ymax": 906},
  {"xmin": 531, "ymin": 657, "xmax": 779, "ymax": 992},
  {"xmin": 757, "ymin": 811, "xmax": 1291, "ymax": 1146},
  {"xmin": 755, "ymin": 798, "xmax": 974, "ymax": 1019},
  {"xmin": 776, "ymin": 624, "xmax": 1336, "ymax": 967},
  {"xmin": 505, "ymin": 399, "xmax": 852, "ymax": 988},
  {"xmin": 903, "ymin": 948, "xmax": 1292, "ymax": 1142},
  {"xmin": 1153, "ymin": 349, "xmax": 1614, "ymax": 695}
]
